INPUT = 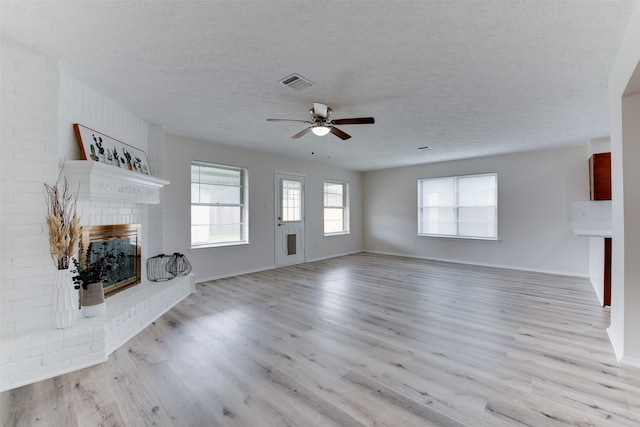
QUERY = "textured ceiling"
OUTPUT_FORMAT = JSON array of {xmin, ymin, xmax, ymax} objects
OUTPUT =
[{"xmin": 1, "ymin": 1, "xmax": 636, "ymax": 171}]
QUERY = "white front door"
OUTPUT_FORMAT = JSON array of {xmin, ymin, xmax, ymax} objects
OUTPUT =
[{"xmin": 275, "ymin": 172, "xmax": 305, "ymax": 266}]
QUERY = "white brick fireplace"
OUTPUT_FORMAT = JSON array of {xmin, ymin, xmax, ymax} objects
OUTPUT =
[
  {"xmin": 1, "ymin": 274, "xmax": 195, "ymax": 392},
  {"xmin": 1, "ymin": 43, "xmax": 195, "ymax": 391}
]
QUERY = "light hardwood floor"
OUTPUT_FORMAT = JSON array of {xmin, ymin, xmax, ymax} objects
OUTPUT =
[{"xmin": 2, "ymin": 253, "xmax": 639, "ymax": 426}]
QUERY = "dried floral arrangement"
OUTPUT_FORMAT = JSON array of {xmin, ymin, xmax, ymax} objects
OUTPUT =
[{"xmin": 44, "ymin": 171, "xmax": 81, "ymax": 270}]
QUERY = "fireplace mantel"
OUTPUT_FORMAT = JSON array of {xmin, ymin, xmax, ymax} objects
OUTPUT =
[{"xmin": 64, "ymin": 160, "xmax": 169, "ymax": 204}]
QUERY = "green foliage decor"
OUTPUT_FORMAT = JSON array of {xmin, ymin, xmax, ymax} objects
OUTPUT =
[{"xmin": 71, "ymin": 242, "xmax": 124, "ymax": 290}]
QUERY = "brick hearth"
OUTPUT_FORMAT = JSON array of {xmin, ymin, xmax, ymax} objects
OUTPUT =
[{"xmin": 1, "ymin": 275, "xmax": 195, "ymax": 391}]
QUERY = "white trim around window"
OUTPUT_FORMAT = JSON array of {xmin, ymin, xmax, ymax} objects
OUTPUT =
[
  {"xmin": 190, "ymin": 161, "xmax": 249, "ymax": 248},
  {"xmin": 418, "ymin": 173, "xmax": 497, "ymax": 240},
  {"xmin": 323, "ymin": 180, "xmax": 350, "ymax": 236}
]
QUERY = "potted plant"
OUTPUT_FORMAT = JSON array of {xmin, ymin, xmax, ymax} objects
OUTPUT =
[
  {"xmin": 71, "ymin": 242, "xmax": 124, "ymax": 317},
  {"xmin": 93, "ymin": 135, "xmax": 106, "ymax": 163},
  {"xmin": 112, "ymin": 149, "xmax": 121, "ymax": 167},
  {"xmin": 89, "ymin": 144, "xmax": 99, "ymax": 161},
  {"xmin": 123, "ymin": 148, "xmax": 132, "ymax": 170},
  {"xmin": 44, "ymin": 170, "xmax": 81, "ymax": 328}
]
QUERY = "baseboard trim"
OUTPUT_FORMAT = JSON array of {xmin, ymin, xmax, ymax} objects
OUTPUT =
[
  {"xmin": 363, "ymin": 250, "xmax": 589, "ymax": 279},
  {"xmin": 606, "ymin": 327, "xmax": 640, "ymax": 369},
  {"xmin": 306, "ymin": 250, "xmax": 363, "ymax": 263},
  {"xmin": 195, "ymin": 251, "xmax": 364, "ymax": 284},
  {"xmin": 196, "ymin": 265, "xmax": 277, "ymax": 284},
  {"xmin": 619, "ymin": 355, "xmax": 640, "ymax": 369},
  {"xmin": 607, "ymin": 326, "xmax": 623, "ymax": 361}
]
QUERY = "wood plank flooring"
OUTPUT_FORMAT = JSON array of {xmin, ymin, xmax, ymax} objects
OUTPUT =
[{"xmin": 2, "ymin": 253, "xmax": 639, "ymax": 426}]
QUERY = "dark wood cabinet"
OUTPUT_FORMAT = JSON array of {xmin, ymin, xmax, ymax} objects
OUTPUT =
[
  {"xmin": 589, "ymin": 152, "xmax": 611, "ymax": 200},
  {"xmin": 604, "ymin": 237, "xmax": 612, "ymax": 307}
]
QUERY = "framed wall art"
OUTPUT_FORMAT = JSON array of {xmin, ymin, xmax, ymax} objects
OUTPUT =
[{"xmin": 73, "ymin": 123, "xmax": 150, "ymax": 175}]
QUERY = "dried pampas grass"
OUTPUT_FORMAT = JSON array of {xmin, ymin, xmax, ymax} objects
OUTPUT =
[{"xmin": 44, "ymin": 170, "xmax": 81, "ymax": 270}]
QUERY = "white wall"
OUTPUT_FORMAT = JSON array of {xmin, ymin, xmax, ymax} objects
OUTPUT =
[
  {"xmin": 363, "ymin": 146, "xmax": 590, "ymax": 276},
  {"xmin": 1, "ymin": 44, "xmax": 61, "ymax": 335},
  {"xmin": 163, "ymin": 134, "xmax": 363, "ymax": 282},
  {"xmin": 620, "ymin": 89, "xmax": 640, "ymax": 360},
  {"xmin": 608, "ymin": 0, "xmax": 640, "ymax": 365},
  {"xmin": 147, "ymin": 123, "xmax": 165, "ymax": 258}
]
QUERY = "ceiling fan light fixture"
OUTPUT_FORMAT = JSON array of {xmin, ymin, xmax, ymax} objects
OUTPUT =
[
  {"xmin": 268, "ymin": 103, "xmax": 373, "ymax": 140},
  {"xmin": 311, "ymin": 126, "xmax": 331, "ymax": 136}
]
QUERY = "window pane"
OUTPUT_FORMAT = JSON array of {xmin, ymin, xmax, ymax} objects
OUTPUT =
[
  {"xmin": 324, "ymin": 183, "xmax": 344, "ymax": 207},
  {"xmin": 458, "ymin": 175, "xmax": 496, "ymax": 206},
  {"xmin": 324, "ymin": 207, "xmax": 345, "ymax": 233},
  {"xmin": 324, "ymin": 221, "xmax": 344, "ymax": 233},
  {"xmin": 198, "ymin": 183, "xmax": 241, "ymax": 204},
  {"xmin": 458, "ymin": 188, "xmax": 496, "ymax": 206},
  {"xmin": 419, "ymin": 207, "xmax": 455, "ymax": 235},
  {"xmin": 191, "ymin": 183, "xmax": 200, "ymax": 203},
  {"xmin": 458, "ymin": 207, "xmax": 497, "ymax": 238},
  {"xmin": 324, "ymin": 182, "xmax": 343, "ymax": 194},
  {"xmin": 458, "ymin": 174, "xmax": 496, "ymax": 192},
  {"xmin": 282, "ymin": 179, "xmax": 302, "ymax": 221},
  {"xmin": 419, "ymin": 177, "xmax": 454, "ymax": 207},
  {"xmin": 325, "ymin": 193, "xmax": 343, "ymax": 207},
  {"xmin": 458, "ymin": 206, "xmax": 496, "ymax": 223},
  {"xmin": 324, "ymin": 208, "xmax": 344, "ymax": 221},
  {"xmin": 192, "ymin": 164, "xmax": 241, "ymax": 186},
  {"xmin": 191, "ymin": 205, "xmax": 243, "ymax": 245}
]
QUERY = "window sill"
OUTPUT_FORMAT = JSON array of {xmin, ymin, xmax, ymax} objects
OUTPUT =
[
  {"xmin": 417, "ymin": 234, "xmax": 498, "ymax": 241},
  {"xmin": 190, "ymin": 241, "xmax": 250, "ymax": 250},
  {"xmin": 324, "ymin": 232, "xmax": 350, "ymax": 237}
]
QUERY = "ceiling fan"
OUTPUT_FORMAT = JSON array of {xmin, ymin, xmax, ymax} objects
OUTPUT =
[{"xmin": 267, "ymin": 102, "xmax": 375, "ymax": 140}]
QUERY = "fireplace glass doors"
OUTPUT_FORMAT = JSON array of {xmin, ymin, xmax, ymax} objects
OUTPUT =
[{"xmin": 79, "ymin": 224, "xmax": 142, "ymax": 296}]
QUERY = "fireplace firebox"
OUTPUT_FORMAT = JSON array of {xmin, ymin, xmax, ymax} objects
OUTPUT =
[{"xmin": 79, "ymin": 224, "xmax": 142, "ymax": 296}]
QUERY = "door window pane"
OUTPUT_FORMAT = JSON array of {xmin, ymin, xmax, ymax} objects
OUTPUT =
[{"xmin": 282, "ymin": 179, "xmax": 302, "ymax": 222}]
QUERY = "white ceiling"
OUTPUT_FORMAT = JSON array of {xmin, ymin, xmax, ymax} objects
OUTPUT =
[{"xmin": 1, "ymin": 1, "xmax": 636, "ymax": 171}]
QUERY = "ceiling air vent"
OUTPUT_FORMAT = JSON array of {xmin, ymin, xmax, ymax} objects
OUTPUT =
[{"xmin": 279, "ymin": 73, "xmax": 315, "ymax": 91}]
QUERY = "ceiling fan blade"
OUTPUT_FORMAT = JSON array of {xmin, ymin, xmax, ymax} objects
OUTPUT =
[
  {"xmin": 292, "ymin": 127, "xmax": 312, "ymax": 139},
  {"xmin": 331, "ymin": 117, "xmax": 375, "ymax": 125},
  {"xmin": 267, "ymin": 118, "xmax": 310, "ymax": 123},
  {"xmin": 329, "ymin": 126, "xmax": 351, "ymax": 140},
  {"xmin": 313, "ymin": 102, "xmax": 328, "ymax": 119}
]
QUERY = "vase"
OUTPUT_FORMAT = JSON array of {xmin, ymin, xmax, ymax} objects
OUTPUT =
[
  {"xmin": 52, "ymin": 268, "xmax": 77, "ymax": 329},
  {"xmin": 81, "ymin": 282, "xmax": 106, "ymax": 317}
]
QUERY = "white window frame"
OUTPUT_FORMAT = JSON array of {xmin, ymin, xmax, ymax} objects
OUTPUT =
[
  {"xmin": 190, "ymin": 161, "xmax": 249, "ymax": 248},
  {"xmin": 418, "ymin": 173, "xmax": 497, "ymax": 240},
  {"xmin": 323, "ymin": 180, "xmax": 350, "ymax": 236}
]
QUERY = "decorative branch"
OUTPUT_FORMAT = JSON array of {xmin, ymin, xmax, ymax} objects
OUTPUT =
[{"xmin": 44, "ymin": 169, "xmax": 81, "ymax": 269}]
